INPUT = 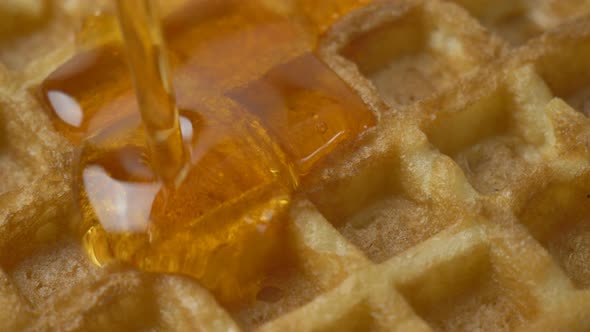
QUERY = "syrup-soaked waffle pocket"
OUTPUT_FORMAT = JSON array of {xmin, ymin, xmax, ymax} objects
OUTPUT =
[{"xmin": 2, "ymin": 0, "xmax": 590, "ymax": 331}]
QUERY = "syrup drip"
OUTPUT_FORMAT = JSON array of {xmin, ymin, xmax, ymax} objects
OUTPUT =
[
  {"xmin": 115, "ymin": 0, "xmax": 186, "ymax": 184},
  {"xmin": 40, "ymin": 0, "xmax": 375, "ymax": 304}
]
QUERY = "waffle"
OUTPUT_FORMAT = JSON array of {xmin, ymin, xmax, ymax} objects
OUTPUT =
[{"xmin": 1, "ymin": 0, "xmax": 590, "ymax": 331}]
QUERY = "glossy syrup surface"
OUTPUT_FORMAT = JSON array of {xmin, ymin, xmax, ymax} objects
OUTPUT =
[
  {"xmin": 40, "ymin": 0, "xmax": 375, "ymax": 304},
  {"xmin": 287, "ymin": 0, "xmax": 372, "ymax": 35}
]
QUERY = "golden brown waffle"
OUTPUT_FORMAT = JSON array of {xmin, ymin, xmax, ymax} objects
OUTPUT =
[{"xmin": 2, "ymin": 0, "xmax": 590, "ymax": 331}]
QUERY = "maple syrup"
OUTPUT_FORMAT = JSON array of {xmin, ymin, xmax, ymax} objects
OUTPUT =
[
  {"xmin": 114, "ymin": 0, "xmax": 186, "ymax": 184},
  {"xmin": 40, "ymin": 0, "xmax": 375, "ymax": 304}
]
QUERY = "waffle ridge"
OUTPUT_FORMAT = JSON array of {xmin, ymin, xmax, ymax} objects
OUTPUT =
[{"xmin": 2, "ymin": 0, "xmax": 590, "ymax": 331}]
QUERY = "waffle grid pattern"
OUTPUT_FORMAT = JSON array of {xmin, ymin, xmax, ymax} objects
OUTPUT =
[{"xmin": 1, "ymin": 0, "xmax": 590, "ymax": 331}]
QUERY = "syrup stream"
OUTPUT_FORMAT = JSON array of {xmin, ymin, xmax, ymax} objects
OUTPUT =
[{"xmin": 115, "ymin": 0, "xmax": 187, "ymax": 184}]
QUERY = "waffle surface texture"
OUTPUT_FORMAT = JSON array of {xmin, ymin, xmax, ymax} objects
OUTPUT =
[{"xmin": 1, "ymin": 0, "xmax": 590, "ymax": 331}]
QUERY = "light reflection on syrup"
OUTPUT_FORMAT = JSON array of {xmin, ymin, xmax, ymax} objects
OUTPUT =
[
  {"xmin": 83, "ymin": 165, "xmax": 160, "ymax": 233},
  {"xmin": 46, "ymin": 91, "xmax": 84, "ymax": 127},
  {"xmin": 40, "ymin": 44, "xmax": 132, "ymax": 143}
]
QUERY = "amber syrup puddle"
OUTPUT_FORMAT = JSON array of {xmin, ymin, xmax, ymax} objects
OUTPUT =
[{"xmin": 40, "ymin": 0, "xmax": 375, "ymax": 304}]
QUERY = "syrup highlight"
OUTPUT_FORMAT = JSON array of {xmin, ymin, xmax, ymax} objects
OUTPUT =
[{"xmin": 40, "ymin": 0, "xmax": 375, "ymax": 304}]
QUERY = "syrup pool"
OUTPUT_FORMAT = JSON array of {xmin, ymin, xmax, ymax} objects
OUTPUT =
[{"xmin": 39, "ymin": 0, "xmax": 375, "ymax": 304}]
